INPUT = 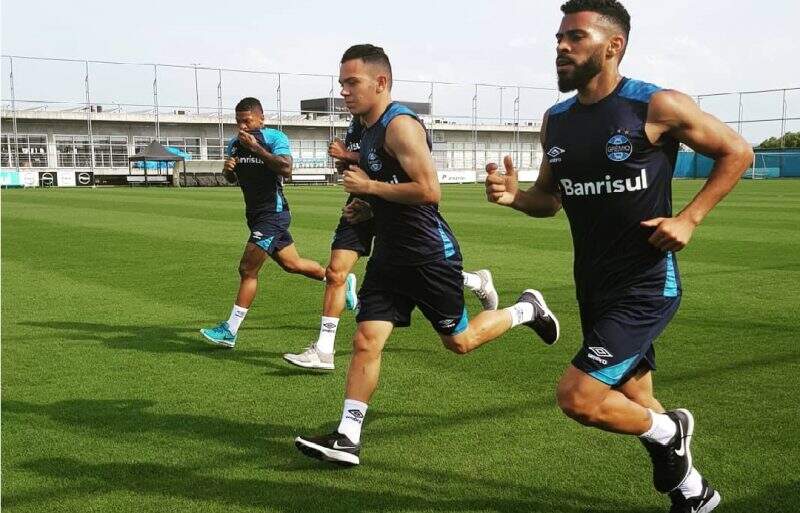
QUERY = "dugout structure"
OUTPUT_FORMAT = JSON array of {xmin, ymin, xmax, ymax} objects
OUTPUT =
[{"xmin": 128, "ymin": 140, "xmax": 186, "ymax": 186}]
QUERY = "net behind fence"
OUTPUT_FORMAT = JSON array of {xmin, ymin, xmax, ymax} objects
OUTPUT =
[{"xmin": 675, "ymin": 148, "xmax": 800, "ymax": 179}]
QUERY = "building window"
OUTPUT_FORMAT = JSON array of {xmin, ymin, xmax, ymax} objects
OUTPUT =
[
  {"xmin": 0, "ymin": 134, "xmax": 48, "ymax": 168},
  {"xmin": 206, "ymin": 137, "xmax": 227, "ymax": 160},
  {"xmin": 55, "ymin": 135, "xmax": 129, "ymax": 168}
]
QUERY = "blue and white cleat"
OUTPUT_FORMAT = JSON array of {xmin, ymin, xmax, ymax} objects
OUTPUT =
[
  {"xmin": 200, "ymin": 322, "xmax": 237, "ymax": 348},
  {"xmin": 344, "ymin": 273, "xmax": 358, "ymax": 311}
]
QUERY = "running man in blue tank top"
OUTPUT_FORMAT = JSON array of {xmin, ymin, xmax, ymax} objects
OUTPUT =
[
  {"xmin": 295, "ymin": 44, "xmax": 561, "ymax": 466},
  {"xmin": 485, "ymin": 2, "xmax": 753, "ymax": 512},
  {"xmin": 282, "ymin": 117, "xmax": 367, "ymax": 370},
  {"xmin": 200, "ymin": 97, "xmax": 326, "ymax": 348},
  {"xmin": 284, "ymin": 115, "xmax": 501, "ymax": 370}
]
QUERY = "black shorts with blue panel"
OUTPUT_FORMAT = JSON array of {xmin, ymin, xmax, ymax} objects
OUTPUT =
[{"xmin": 246, "ymin": 210, "xmax": 294, "ymax": 255}]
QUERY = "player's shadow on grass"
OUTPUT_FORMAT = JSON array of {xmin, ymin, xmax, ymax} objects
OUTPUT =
[
  {"xmin": 9, "ymin": 455, "xmax": 659, "ymax": 513},
  {"xmin": 19, "ymin": 320, "xmax": 306, "ymax": 368},
  {"xmin": 4, "ymin": 398, "xmax": 679, "ymax": 512}
]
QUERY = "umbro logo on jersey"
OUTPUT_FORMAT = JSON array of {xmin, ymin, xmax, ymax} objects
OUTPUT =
[{"xmin": 547, "ymin": 146, "xmax": 566, "ymax": 163}]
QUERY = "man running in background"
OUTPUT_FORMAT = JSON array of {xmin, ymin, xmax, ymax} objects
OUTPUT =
[
  {"xmin": 294, "ymin": 44, "xmax": 560, "ymax": 466},
  {"xmin": 485, "ymin": 2, "xmax": 752, "ymax": 511},
  {"xmin": 200, "ymin": 97, "xmax": 328, "ymax": 348},
  {"xmin": 283, "ymin": 118, "xmax": 501, "ymax": 370}
]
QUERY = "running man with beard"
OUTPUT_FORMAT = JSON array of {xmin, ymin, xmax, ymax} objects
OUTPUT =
[{"xmin": 485, "ymin": 2, "xmax": 752, "ymax": 512}]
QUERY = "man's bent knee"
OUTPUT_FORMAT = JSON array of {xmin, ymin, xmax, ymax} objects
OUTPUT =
[
  {"xmin": 352, "ymin": 330, "xmax": 383, "ymax": 355},
  {"xmin": 325, "ymin": 266, "xmax": 348, "ymax": 286},
  {"xmin": 238, "ymin": 262, "xmax": 259, "ymax": 280},
  {"xmin": 556, "ymin": 382, "xmax": 602, "ymax": 426},
  {"xmin": 441, "ymin": 334, "xmax": 471, "ymax": 355}
]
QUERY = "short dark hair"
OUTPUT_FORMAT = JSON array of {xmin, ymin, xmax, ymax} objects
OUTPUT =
[
  {"xmin": 560, "ymin": 0, "xmax": 631, "ymax": 39},
  {"xmin": 341, "ymin": 44, "xmax": 392, "ymax": 88},
  {"xmin": 235, "ymin": 97, "xmax": 263, "ymax": 113}
]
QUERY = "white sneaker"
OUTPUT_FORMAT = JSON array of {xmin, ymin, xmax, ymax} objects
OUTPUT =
[
  {"xmin": 283, "ymin": 344, "xmax": 335, "ymax": 370},
  {"xmin": 470, "ymin": 269, "xmax": 499, "ymax": 310}
]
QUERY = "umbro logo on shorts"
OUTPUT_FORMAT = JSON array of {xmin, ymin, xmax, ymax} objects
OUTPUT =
[
  {"xmin": 589, "ymin": 346, "xmax": 614, "ymax": 358},
  {"xmin": 438, "ymin": 319, "xmax": 457, "ymax": 329},
  {"xmin": 587, "ymin": 346, "xmax": 613, "ymax": 365}
]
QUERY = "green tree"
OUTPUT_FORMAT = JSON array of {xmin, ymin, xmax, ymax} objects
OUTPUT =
[{"xmin": 758, "ymin": 131, "xmax": 800, "ymax": 149}]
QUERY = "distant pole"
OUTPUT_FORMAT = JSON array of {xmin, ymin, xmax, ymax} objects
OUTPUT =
[
  {"xmin": 192, "ymin": 63, "xmax": 201, "ymax": 114},
  {"xmin": 153, "ymin": 64, "xmax": 160, "ymax": 140},
  {"xmin": 217, "ymin": 69, "xmax": 224, "ymax": 156},
  {"xmin": 514, "ymin": 86, "xmax": 520, "ymax": 166},
  {"xmin": 737, "ymin": 93, "xmax": 743, "ymax": 134},
  {"xmin": 85, "ymin": 60, "xmax": 95, "ymax": 174},
  {"xmin": 277, "ymin": 73, "xmax": 283, "ymax": 130},
  {"xmin": 9, "ymin": 56, "xmax": 19, "ymax": 171},
  {"xmin": 780, "ymin": 88, "xmax": 787, "ymax": 148},
  {"xmin": 329, "ymin": 75, "xmax": 335, "ymax": 165},
  {"xmin": 428, "ymin": 81, "xmax": 435, "ymax": 151},
  {"xmin": 472, "ymin": 84, "xmax": 478, "ymax": 170},
  {"xmin": 499, "ymin": 86, "xmax": 503, "ymax": 125}
]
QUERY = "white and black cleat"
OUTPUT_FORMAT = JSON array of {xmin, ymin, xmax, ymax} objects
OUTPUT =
[
  {"xmin": 517, "ymin": 289, "xmax": 560, "ymax": 345},
  {"xmin": 295, "ymin": 431, "xmax": 360, "ymax": 466},
  {"xmin": 641, "ymin": 408, "xmax": 694, "ymax": 493},
  {"xmin": 669, "ymin": 478, "xmax": 721, "ymax": 513}
]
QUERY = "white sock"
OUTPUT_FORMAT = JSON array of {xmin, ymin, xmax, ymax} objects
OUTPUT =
[
  {"xmin": 315, "ymin": 316, "xmax": 339, "ymax": 354},
  {"xmin": 462, "ymin": 271, "xmax": 482, "ymax": 291},
  {"xmin": 678, "ymin": 467, "xmax": 704, "ymax": 498},
  {"xmin": 505, "ymin": 302, "xmax": 534, "ymax": 327},
  {"xmin": 640, "ymin": 409, "xmax": 677, "ymax": 445},
  {"xmin": 337, "ymin": 399, "xmax": 368, "ymax": 444},
  {"xmin": 226, "ymin": 305, "xmax": 248, "ymax": 335}
]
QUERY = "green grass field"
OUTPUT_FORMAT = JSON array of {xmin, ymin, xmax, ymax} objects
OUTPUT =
[{"xmin": 3, "ymin": 181, "xmax": 799, "ymax": 512}]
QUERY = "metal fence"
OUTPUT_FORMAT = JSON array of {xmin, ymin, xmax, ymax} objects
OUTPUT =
[
  {"xmin": 2, "ymin": 55, "xmax": 799, "ymax": 176},
  {"xmin": 692, "ymin": 87, "xmax": 800, "ymax": 148},
  {"xmin": 0, "ymin": 55, "xmax": 560, "ymax": 174}
]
